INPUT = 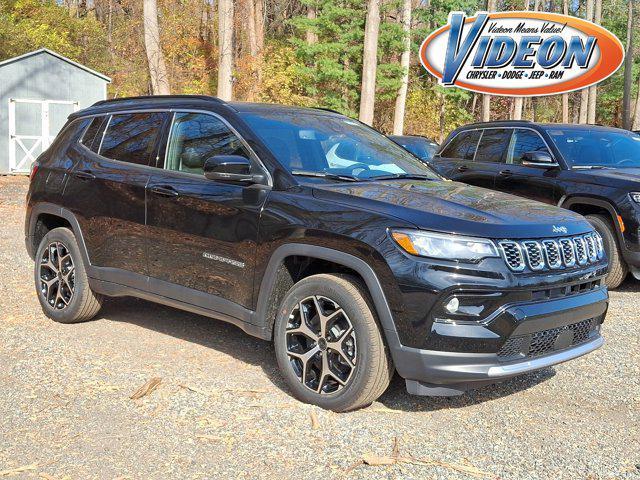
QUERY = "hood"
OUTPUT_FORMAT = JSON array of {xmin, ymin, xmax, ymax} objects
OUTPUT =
[
  {"xmin": 573, "ymin": 167, "xmax": 640, "ymax": 187},
  {"xmin": 312, "ymin": 180, "xmax": 591, "ymax": 239}
]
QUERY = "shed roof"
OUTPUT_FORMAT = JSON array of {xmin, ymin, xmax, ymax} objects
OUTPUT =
[{"xmin": 0, "ymin": 48, "xmax": 111, "ymax": 82}]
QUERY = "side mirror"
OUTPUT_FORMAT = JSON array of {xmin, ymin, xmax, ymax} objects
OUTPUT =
[
  {"xmin": 203, "ymin": 155, "xmax": 266, "ymax": 184},
  {"xmin": 521, "ymin": 151, "xmax": 559, "ymax": 168}
]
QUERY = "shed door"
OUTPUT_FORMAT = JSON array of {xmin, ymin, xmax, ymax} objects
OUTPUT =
[{"xmin": 8, "ymin": 99, "xmax": 79, "ymax": 172}]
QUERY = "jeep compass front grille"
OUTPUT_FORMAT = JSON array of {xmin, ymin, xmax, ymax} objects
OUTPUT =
[{"xmin": 499, "ymin": 233, "xmax": 603, "ymax": 272}]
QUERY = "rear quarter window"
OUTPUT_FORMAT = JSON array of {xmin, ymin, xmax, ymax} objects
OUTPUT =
[{"xmin": 80, "ymin": 116, "xmax": 108, "ymax": 153}]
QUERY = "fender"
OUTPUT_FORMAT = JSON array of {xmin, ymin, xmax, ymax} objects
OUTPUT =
[
  {"xmin": 252, "ymin": 243, "xmax": 404, "ymax": 352},
  {"xmin": 27, "ymin": 202, "xmax": 93, "ymax": 268},
  {"xmin": 560, "ymin": 195, "xmax": 623, "ymax": 239}
]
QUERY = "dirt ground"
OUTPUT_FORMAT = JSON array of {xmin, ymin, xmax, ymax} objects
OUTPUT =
[{"xmin": 1, "ymin": 175, "xmax": 639, "ymax": 480}]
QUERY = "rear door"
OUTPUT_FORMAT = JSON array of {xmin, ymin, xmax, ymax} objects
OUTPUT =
[
  {"xmin": 145, "ymin": 110, "xmax": 269, "ymax": 309},
  {"xmin": 459, "ymin": 128, "xmax": 512, "ymax": 190},
  {"xmin": 64, "ymin": 111, "xmax": 168, "ymax": 277},
  {"xmin": 493, "ymin": 128, "xmax": 560, "ymax": 204},
  {"xmin": 430, "ymin": 129, "xmax": 481, "ymax": 179}
]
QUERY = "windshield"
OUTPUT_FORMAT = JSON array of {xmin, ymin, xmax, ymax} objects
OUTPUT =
[
  {"xmin": 548, "ymin": 128, "xmax": 640, "ymax": 168},
  {"xmin": 239, "ymin": 111, "xmax": 440, "ymax": 181}
]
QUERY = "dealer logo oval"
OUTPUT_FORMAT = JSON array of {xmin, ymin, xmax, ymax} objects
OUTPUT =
[{"xmin": 420, "ymin": 11, "xmax": 624, "ymax": 96}]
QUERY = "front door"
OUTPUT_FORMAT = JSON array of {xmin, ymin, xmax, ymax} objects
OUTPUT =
[
  {"xmin": 146, "ymin": 111, "xmax": 268, "ymax": 309},
  {"xmin": 493, "ymin": 128, "xmax": 560, "ymax": 205}
]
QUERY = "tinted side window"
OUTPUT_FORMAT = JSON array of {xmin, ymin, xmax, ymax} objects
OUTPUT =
[
  {"xmin": 440, "ymin": 130, "xmax": 481, "ymax": 160},
  {"xmin": 80, "ymin": 116, "xmax": 107, "ymax": 153},
  {"xmin": 165, "ymin": 112, "xmax": 250, "ymax": 175},
  {"xmin": 508, "ymin": 129, "xmax": 550, "ymax": 164},
  {"xmin": 99, "ymin": 112, "xmax": 166, "ymax": 165},
  {"xmin": 475, "ymin": 129, "xmax": 511, "ymax": 163}
]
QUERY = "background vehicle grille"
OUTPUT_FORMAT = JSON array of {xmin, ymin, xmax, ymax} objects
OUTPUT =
[
  {"xmin": 497, "ymin": 317, "xmax": 600, "ymax": 361},
  {"xmin": 499, "ymin": 233, "xmax": 603, "ymax": 272}
]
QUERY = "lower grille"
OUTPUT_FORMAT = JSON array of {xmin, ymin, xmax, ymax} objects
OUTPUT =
[{"xmin": 498, "ymin": 317, "xmax": 600, "ymax": 361}]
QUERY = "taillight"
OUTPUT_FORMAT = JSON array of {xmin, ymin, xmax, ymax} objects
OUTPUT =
[{"xmin": 29, "ymin": 162, "xmax": 39, "ymax": 181}]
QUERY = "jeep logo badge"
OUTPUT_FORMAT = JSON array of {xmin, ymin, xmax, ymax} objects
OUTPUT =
[{"xmin": 552, "ymin": 225, "xmax": 568, "ymax": 234}]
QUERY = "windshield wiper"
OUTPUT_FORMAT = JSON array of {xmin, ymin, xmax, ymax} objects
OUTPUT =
[
  {"xmin": 291, "ymin": 170, "xmax": 360, "ymax": 182},
  {"xmin": 369, "ymin": 173, "xmax": 437, "ymax": 181}
]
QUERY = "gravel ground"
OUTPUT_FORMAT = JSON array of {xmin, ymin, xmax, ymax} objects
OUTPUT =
[{"xmin": 1, "ymin": 175, "xmax": 639, "ymax": 480}]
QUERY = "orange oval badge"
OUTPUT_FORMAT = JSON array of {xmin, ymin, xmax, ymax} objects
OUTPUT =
[{"xmin": 420, "ymin": 11, "xmax": 624, "ymax": 96}]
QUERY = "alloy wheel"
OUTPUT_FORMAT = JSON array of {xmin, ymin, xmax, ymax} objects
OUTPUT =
[
  {"xmin": 39, "ymin": 241, "xmax": 75, "ymax": 309},
  {"xmin": 285, "ymin": 295, "xmax": 357, "ymax": 394}
]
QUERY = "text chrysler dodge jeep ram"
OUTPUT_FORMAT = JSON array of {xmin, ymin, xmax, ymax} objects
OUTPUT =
[
  {"xmin": 26, "ymin": 96, "xmax": 608, "ymax": 411},
  {"xmin": 429, "ymin": 121, "xmax": 640, "ymax": 289}
]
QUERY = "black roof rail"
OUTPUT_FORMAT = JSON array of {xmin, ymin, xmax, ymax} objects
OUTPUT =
[{"xmin": 92, "ymin": 94, "xmax": 225, "ymax": 106}]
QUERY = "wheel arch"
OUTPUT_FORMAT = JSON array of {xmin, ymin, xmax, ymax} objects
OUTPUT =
[
  {"xmin": 561, "ymin": 196, "xmax": 623, "ymax": 239},
  {"xmin": 28, "ymin": 203, "xmax": 91, "ymax": 267},
  {"xmin": 252, "ymin": 244, "xmax": 402, "ymax": 350}
]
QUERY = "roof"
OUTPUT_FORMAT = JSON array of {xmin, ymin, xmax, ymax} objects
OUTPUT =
[
  {"xmin": 458, "ymin": 120, "xmax": 628, "ymax": 133},
  {"xmin": 71, "ymin": 96, "xmax": 346, "ymax": 119},
  {"xmin": 227, "ymin": 101, "xmax": 342, "ymax": 116},
  {"xmin": 0, "ymin": 48, "xmax": 111, "ymax": 82},
  {"xmin": 71, "ymin": 95, "xmax": 224, "ymax": 119}
]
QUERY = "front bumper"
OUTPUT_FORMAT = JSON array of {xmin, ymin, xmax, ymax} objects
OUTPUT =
[{"xmin": 390, "ymin": 288, "xmax": 607, "ymax": 395}]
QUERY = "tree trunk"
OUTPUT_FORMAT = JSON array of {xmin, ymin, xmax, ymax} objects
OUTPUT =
[
  {"xmin": 143, "ymin": 0, "xmax": 170, "ymax": 95},
  {"xmin": 306, "ymin": 4, "xmax": 318, "ymax": 45},
  {"xmin": 359, "ymin": 0, "xmax": 381, "ymax": 126},
  {"xmin": 587, "ymin": 0, "xmax": 601, "ymax": 124},
  {"xmin": 246, "ymin": 0, "xmax": 258, "ymax": 56},
  {"xmin": 561, "ymin": 0, "xmax": 569, "ymax": 122},
  {"xmin": 622, "ymin": 0, "xmax": 634, "ymax": 129},
  {"xmin": 632, "ymin": 73, "xmax": 640, "ymax": 130},
  {"xmin": 254, "ymin": 0, "xmax": 264, "ymax": 53},
  {"xmin": 481, "ymin": 0, "xmax": 497, "ymax": 122},
  {"xmin": 578, "ymin": 0, "xmax": 594, "ymax": 123},
  {"xmin": 392, "ymin": 0, "xmax": 411, "ymax": 135},
  {"xmin": 217, "ymin": 0, "xmax": 234, "ymax": 101}
]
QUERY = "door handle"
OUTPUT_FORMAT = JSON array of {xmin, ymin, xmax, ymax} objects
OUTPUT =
[
  {"xmin": 457, "ymin": 165, "xmax": 468, "ymax": 172},
  {"xmin": 73, "ymin": 170, "xmax": 96, "ymax": 180},
  {"xmin": 149, "ymin": 185, "xmax": 179, "ymax": 197},
  {"xmin": 499, "ymin": 169, "xmax": 513, "ymax": 177}
]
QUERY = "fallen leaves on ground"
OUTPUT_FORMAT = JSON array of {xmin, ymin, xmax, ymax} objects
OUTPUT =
[
  {"xmin": 129, "ymin": 377, "xmax": 162, "ymax": 400},
  {"xmin": 0, "ymin": 464, "xmax": 37, "ymax": 477},
  {"xmin": 310, "ymin": 410, "xmax": 320, "ymax": 430},
  {"xmin": 347, "ymin": 438, "xmax": 494, "ymax": 478}
]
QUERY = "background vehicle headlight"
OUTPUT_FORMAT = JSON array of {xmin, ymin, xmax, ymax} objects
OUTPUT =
[
  {"xmin": 630, "ymin": 192, "xmax": 640, "ymax": 203},
  {"xmin": 391, "ymin": 229, "xmax": 499, "ymax": 262}
]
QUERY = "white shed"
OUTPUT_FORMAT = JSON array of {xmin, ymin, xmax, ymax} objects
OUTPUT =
[{"xmin": 0, "ymin": 48, "xmax": 111, "ymax": 173}]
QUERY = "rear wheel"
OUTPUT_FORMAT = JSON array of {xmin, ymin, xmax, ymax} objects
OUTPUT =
[
  {"xmin": 586, "ymin": 214, "xmax": 627, "ymax": 289},
  {"xmin": 34, "ymin": 227, "xmax": 103, "ymax": 323},
  {"xmin": 273, "ymin": 274, "xmax": 392, "ymax": 412}
]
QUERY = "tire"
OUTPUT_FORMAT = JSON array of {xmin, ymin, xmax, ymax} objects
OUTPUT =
[
  {"xmin": 34, "ymin": 227, "xmax": 103, "ymax": 323},
  {"xmin": 273, "ymin": 273, "xmax": 393, "ymax": 412},
  {"xmin": 586, "ymin": 214, "xmax": 628, "ymax": 289}
]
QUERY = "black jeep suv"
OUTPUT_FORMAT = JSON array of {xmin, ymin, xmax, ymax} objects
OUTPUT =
[
  {"xmin": 25, "ymin": 96, "xmax": 608, "ymax": 411},
  {"xmin": 429, "ymin": 121, "xmax": 640, "ymax": 289}
]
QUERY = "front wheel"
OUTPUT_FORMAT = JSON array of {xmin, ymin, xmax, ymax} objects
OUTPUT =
[
  {"xmin": 586, "ymin": 214, "xmax": 628, "ymax": 289},
  {"xmin": 273, "ymin": 274, "xmax": 393, "ymax": 412}
]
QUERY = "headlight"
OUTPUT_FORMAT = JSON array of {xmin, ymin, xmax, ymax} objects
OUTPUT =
[
  {"xmin": 390, "ymin": 229, "xmax": 499, "ymax": 262},
  {"xmin": 630, "ymin": 192, "xmax": 640, "ymax": 203}
]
